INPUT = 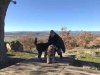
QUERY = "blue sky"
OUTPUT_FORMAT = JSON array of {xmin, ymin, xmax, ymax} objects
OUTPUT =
[{"xmin": 5, "ymin": 0, "xmax": 100, "ymax": 31}]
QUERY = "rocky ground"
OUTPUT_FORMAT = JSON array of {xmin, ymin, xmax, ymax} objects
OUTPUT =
[{"xmin": 0, "ymin": 53, "xmax": 100, "ymax": 75}]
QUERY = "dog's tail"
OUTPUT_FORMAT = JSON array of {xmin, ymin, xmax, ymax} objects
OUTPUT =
[{"xmin": 34, "ymin": 37, "xmax": 37, "ymax": 45}]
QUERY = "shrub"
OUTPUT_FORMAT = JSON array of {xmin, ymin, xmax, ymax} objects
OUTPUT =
[
  {"xmin": 18, "ymin": 34, "xmax": 35, "ymax": 51},
  {"xmin": 60, "ymin": 27, "xmax": 74, "ymax": 50},
  {"xmin": 88, "ymin": 37, "xmax": 100, "ymax": 49},
  {"xmin": 76, "ymin": 31, "xmax": 94, "ymax": 48}
]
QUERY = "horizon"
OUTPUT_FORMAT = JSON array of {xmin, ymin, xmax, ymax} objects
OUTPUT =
[
  {"xmin": 5, "ymin": 0, "xmax": 100, "ymax": 32},
  {"xmin": 5, "ymin": 30, "xmax": 100, "ymax": 32}
]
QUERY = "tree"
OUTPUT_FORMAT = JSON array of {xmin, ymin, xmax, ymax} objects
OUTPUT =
[
  {"xmin": 0, "ymin": 0, "xmax": 16, "ymax": 65},
  {"xmin": 19, "ymin": 33, "xmax": 35, "ymax": 51},
  {"xmin": 60, "ymin": 27, "xmax": 73, "ymax": 50},
  {"xmin": 76, "ymin": 31, "xmax": 94, "ymax": 48}
]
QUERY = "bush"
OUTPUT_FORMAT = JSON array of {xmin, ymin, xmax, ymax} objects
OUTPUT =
[
  {"xmin": 18, "ymin": 34, "xmax": 35, "ymax": 51},
  {"xmin": 76, "ymin": 31, "xmax": 94, "ymax": 48},
  {"xmin": 60, "ymin": 27, "xmax": 74, "ymax": 50},
  {"xmin": 87, "ymin": 37, "xmax": 100, "ymax": 49}
]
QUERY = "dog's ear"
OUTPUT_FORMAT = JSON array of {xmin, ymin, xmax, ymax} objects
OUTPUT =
[
  {"xmin": 35, "ymin": 37, "xmax": 37, "ymax": 40},
  {"xmin": 34, "ymin": 37, "xmax": 37, "ymax": 45}
]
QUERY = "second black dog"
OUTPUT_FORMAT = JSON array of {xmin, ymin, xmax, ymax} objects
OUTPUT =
[{"xmin": 34, "ymin": 37, "xmax": 49, "ymax": 60}]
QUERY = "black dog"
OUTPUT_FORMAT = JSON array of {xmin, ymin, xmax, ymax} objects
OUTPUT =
[{"xmin": 34, "ymin": 38, "xmax": 50, "ymax": 60}]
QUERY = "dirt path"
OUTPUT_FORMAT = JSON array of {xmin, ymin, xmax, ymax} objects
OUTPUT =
[{"xmin": 0, "ymin": 54, "xmax": 100, "ymax": 75}]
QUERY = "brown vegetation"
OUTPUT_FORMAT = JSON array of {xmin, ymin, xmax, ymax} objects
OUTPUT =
[
  {"xmin": 60, "ymin": 27, "xmax": 76, "ymax": 50},
  {"xmin": 18, "ymin": 34, "xmax": 35, "ymax": 51},
  {"xmin": 87, "ymin": 37, "xmax": 100, "ymax": 48},
  {"xmin": 76, "ymin": 31, "xmax": 94, "ymax": 48},
  {"xmin": 60, "ymin": 27, "xmax": 100, "ymax": 50}
]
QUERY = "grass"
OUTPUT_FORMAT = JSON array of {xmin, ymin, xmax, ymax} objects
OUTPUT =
[
  {"xmin": 4, "ymin": 35, "xmax": 19, "ymax": 42},
  {"xmin": 78, "ymin": 53, "xmax": 100, "ymax": 63},
  {"xmin": 67, "ymin": 47, "xmax": 100, "ymax": 63},
  {"xmin": 7, "ymin": 50, "xmax": 37, "ymax": 60}
]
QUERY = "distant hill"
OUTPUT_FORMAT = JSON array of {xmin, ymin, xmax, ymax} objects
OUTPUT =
[
  {"xmin": 70, "ymin": 31, "xmax": 100, "ymax": 36},
  {"xmin": 4, "ymin": 31, "xmax": 50, "ymax": 42},
  {"xmin": 5, "ymin": 31, "xmax": 100, "ymax": 37},
  {"xmin": 5, "ymin": 31, "xmax": 49, "ymax": 37},
  {"xmin": 4, "ymin": 31, "xmax": 100, "ymax": 42}
]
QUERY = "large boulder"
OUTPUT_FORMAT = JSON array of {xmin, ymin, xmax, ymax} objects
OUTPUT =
[{"xmin": 10, "ymin": 40, "xmax": 23, "ymax": 51}]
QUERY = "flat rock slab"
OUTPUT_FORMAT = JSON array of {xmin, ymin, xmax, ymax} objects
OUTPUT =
[{"xmin": 0, "ymin": 56, "xmax": 100, "ymax": 75}]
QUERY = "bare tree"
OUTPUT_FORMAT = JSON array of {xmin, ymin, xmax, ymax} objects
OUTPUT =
[
  {"xmin": 19, "ymin": 34, "xmax": 35, "ymax": 51},
  {"xmin": 76, "ymin": 31, "xmax": 94, "ymax": 48},
  {"xmin": 0, "ymin": 0, "xmax": 16, "ymax": 64},
  {"xmin": 60, "ymin": 27, "xmax": 73, "ymax": 50}
]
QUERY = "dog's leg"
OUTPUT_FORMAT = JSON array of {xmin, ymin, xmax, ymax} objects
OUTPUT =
[
  {"xmin": 52, "ymin": 57, "xmax": 54, "ymax": 63},
  {"xmin": 52, "ymin": 50, "xmax": 55, "ymax": 63},
  {"xmin": 44, "ymin": 51, "xmax": 47, "ymax": 58},
  {"xmin": 38, "ymin": 51, "xmax": 42, "ymax": 60},
  {"xmin": 57, "ymin": 49, "xmax": 63, "ymax": 59},
  {"xmin": 47, "ymin": 55, "xmax": 50, "ymax": 64}
]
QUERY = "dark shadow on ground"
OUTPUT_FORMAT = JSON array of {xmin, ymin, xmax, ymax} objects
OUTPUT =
[
  {"xmin": 7, "ymin": 54, "xmax": 15, "ymax": 56},
  {"xmin": 26, "ymin": 56, "xmax": 100, "ymax": 70},
  {"xmin": 74, "ymin": 60, "xmax": 100, "ymax": 70},
  {"xmin": 0, "ymin": 56, "xmax": 100, "ymax": 70},
  {"xmin": 0, "ymin": 57, "xmax": 27, "ymax": 69}
]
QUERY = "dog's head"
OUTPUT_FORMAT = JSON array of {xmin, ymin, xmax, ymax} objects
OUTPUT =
[
  {"xmin": 47, "ymin": 45, "xmax": 56, "ymax": 56},
  {"xmin": 48, "ymin": 45, "xmax": 56, "ymax": 50}
]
